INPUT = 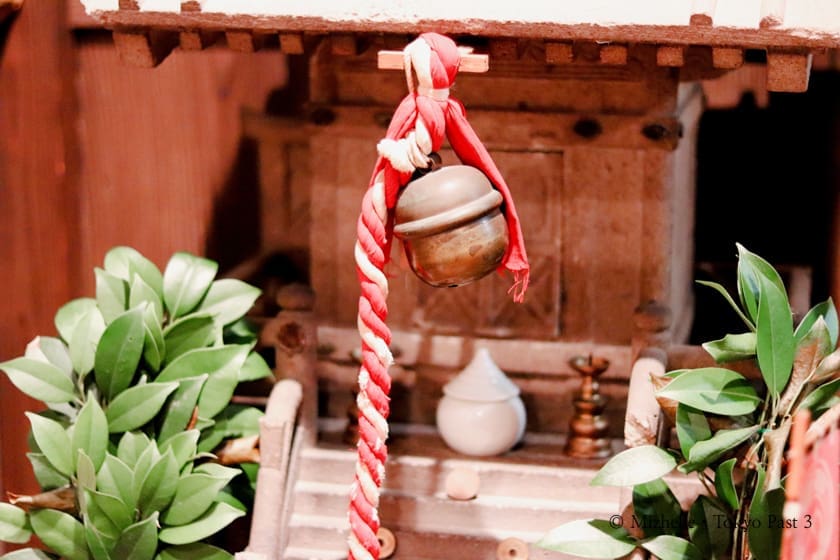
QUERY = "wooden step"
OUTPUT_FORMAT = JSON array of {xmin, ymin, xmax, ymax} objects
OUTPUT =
[
  {"xmin": 291, "ymin": 480, "xmax": 616, "ymax": 536},
  {"xmin": 284, "ymin": 519, "xmax": 581, "ymax": 560},
  {"xmin": 297, "ymin": 446, "xmax": 622, "ymax": 504}
]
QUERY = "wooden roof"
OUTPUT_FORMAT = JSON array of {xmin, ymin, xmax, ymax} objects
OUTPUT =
[
  {"xmin": 81, "ymin": 0, "xmax": 840, "ymax": 48},
  {"xmin": 79, "ymin": 0, "xmax": 839, "ymax": 92}
]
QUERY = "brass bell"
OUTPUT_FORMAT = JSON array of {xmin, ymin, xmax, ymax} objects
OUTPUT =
[{"xmin": 394, "ymin": 164, "xmax": 509, "ymax": 288}]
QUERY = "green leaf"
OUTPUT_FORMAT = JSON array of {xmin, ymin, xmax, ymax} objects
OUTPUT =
[
  {"xmin": 116, "ymin": 431, "xmax": 151, "ymax": 466},
  {"xmin": 104, "ymin": 246, "xmax": 163, "ymax": 297},
  {"xmin": 69, "ymin": 306, "xmax": 106, "ymax": 377},
  {"xmin": 197, "ymin": 279, "xmax": 261, "ymax": 327},
  {"xmin": 537, "ymin": 519, "xmax": 637, "ymax": 558},
  {"xmin": 129, "ymin": 275, "xmax": 163, "ymax": 323},
  {"xmin": 0, "ymin": 357, "xmax": 75, "ymax": 404},
  {"xmin": 632, "ymin": 479, "xmax": 681, "ymax": 538},
  {"xmin": 163, "ymin": 253, "xmax": 218, "ymax": 320},
  {"xmin": 737, "ymin": 244, "xmax": 787, "ymax": 322},
  {"xmin": 29, "ymin": 337, "xmax": 74, "ymax": 377},
  {"xmin": 680, "ymin": 425, "xmax": 759, "ymax": 473},
  {"xmin": 0, "ymin": 503, "xmax": 31, "ymax": 544},
  {"xmin": 26, "ymin": 412, "xmax": 73, "ymax": 477},
  {"xmin": 196, "ymin": 405, "xmax": 263, "ymax": 453},
  {"xmin": 748, "ymin": 471, "xmax": 785, "ymax": 560},
  {"xmin": 97, "ymin": 454, "xmax": 135, "ymax": 509},
  {"xmin": 162, "ymin": 464, "xmax": 240, "ymax": 526},
  {"xmin": 655, "ymin": 367, "xmax": 760, "ymax": 415},
  {"xmin": 106, "ymin": 382, "xmax": 178, "ymax": 433},
  {"xmin": 94, "ymin": 308, "xmax": 145, "ymax": 401},
  {"xmin": 591, "ymin": 446, "xmax": 676, "ymax": 487},
  {"xmin": 197, "ymin": 358, "xmax": 242, "ymax": 419},
  {"xmin": 55, "ymin": 298, "xmax": 98, "ymax": 343},
  {"xmin": 696, "ymin": 280, "xmax": 754, "ymax": 331},
  {"xmin": 95, "ymin": 268, "xmax": 128, "ymax": 324},
  {"xmin": 702, "ymin": 332, "xmax": 756, "ymax": 363},
  {"xmin": 162, "ymin": 315, "xmax": 215, "ymax": 364},
  {"xmin": 72, "ymin": 399, "xmax": 108, "ymax": 471},
  {"xmin": 713, "ymin": 458, "xmax": 739, "ymax": 511},
  {"xmin": 688, "ymin": 496, "xmax": 730, "ymax": 560},
  {"xmin": 158, "ymin": 376, "xmax": 207, "ymax": 443},
  {"xmin": 158, "ymin": 543, "xmax": 233, "ymax": 560},
  {"xmin": 29, "ymin": 508, "xmax": 90, "ymax": 560},
  {"xmin": 675, "ymin": 403, "xmax": 711, "ymax": 458},
  {"xmin": 0, "ymin": 549, "xmax": 54, "ymax": 559},
  {"xmin": 798, "ymin": 378, "xmax": 840, "ymax": 414},
  {"xmin": 158, "ymin": 502, "xmax": 244, "ymax": 545},
  {"xmin": 137, "ymin": 450, "xmax": 179, "ymax": 516},
  {"xmin": 27, "ymin": 452, "xmax": 69, "ymax": 490},
  {"xmin": 239, "ymin": 352, "xmax": 273, "ymax": 382},
  {"xmin": 84, "ymin": 523, "xmax": 114, "ymax": 560},
  {"xmin": 86, "ymin": 489, "xmax": 133, "ymax": 535},
  {"xmin": 113, "ymin": 513, "xmax": 158, "ymax": 560},
  {"xmin": 142, "ymin": 303, "xmax": 165, "ymax": 372},
  {"xmin": 159, "ymin": 430, "xmax": 200, "ymax": 470},
  {"xmin": 756, "ymin": 275, "xmax": 795, "ymax": 398},
  {"xmin": 157, "ymin": 345, "xmax": 249, "ymax": 384},
  {"xmin": 641, "ymin": 535, "xmax": 702, "ymax": 560},
  {"xmin": 76, "ymin": 450, "xmax": 97, "ymax": 515},
  {"xmin": 795, "ymin": 298, "xmax": 839, "ymax": 347}
]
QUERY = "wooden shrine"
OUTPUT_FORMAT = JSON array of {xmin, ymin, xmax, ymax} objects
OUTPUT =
[{"xmin": 53, "ymin": 1, "xmax": 840, "ymax": 558}]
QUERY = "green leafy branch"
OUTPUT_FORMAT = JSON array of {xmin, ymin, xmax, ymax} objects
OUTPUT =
[
  {"xmin": 538, "ymin": 245, "xmax": 840, "ymax": 560},
  {"xmin": 0, "ymin": 247, "xmax": 274, "ymax": 560}
]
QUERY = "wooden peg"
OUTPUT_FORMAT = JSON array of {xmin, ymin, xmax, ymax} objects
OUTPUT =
[
  {"xmin": 497, "ymin": 537, "xmax": 529, "ymax": 559},
  {"xmin": 180, "ymin": 0, "xmax": 201, "ymax": 11},
  {"xmin": 377, "ymin": 527, "xmax": 396, "ymax": 559},
  {"xmin": 690, "ymin": 0, "xmax": 716, "ymax": 26},
  {"xmin": 377, "ymin": 50, "xmax": 489, "ymax": 72},
  {"xmin": 118, "ymin": 0, "xmax": 139, "ymax": 9},
  {"xmin": 761, "ymin": 0, "xmax": 786, "ymax": 28}
]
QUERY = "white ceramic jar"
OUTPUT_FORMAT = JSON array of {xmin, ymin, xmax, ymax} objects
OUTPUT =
[{"xmin": 436, "ymin": 348, "xmax": 527, "ymax": 456}]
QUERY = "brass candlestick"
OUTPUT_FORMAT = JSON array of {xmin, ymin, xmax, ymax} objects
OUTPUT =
[{"xmin": 564, "ymin": 355, "xmax": 612, "ymax": 459}]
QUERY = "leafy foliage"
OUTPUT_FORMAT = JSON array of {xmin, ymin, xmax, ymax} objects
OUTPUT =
[
  {"xmin": 539, "ymin": 246, "xmax": 839, "ymax": 560},
  {"xmin": 0, "ymin": 248, "xmax": 270, "ymax": 559}
]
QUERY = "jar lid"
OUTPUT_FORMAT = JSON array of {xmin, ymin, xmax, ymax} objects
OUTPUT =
[{"xmin": 443, "ymin": 348, "xmax": 520, "ymax": 402}]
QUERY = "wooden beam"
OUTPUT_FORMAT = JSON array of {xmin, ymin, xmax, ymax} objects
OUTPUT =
[{"xmin": 377, "ymin": 50, "xmax": 489, "ymax": 73}]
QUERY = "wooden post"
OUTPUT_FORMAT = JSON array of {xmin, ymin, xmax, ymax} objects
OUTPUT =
[
  {"xmin": 241, "ymin": 379, "xmax": 302, "ymax": 560},
  {"xmin": 264, "ymin": 284, "xmax": 318, "ymax": 446}
]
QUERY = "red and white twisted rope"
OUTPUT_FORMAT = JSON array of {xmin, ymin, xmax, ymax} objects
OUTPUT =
[{"xmin": 348, "ymin": 39, "xmax": 436, "ymax": 560}]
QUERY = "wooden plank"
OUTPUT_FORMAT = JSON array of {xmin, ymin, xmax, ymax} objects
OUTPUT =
[
  {"xmin": 377, "ymin": 50, "xmax": 489, "ymax": 72},
  {"xmin": 74, "ymin": 42, "xmax": 285, "ymax": 277},
  {"xmin": 0, "ymin": 0, "xmax": 82, "ymax": 543}
]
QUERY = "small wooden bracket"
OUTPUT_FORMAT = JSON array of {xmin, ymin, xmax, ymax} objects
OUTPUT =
[
  {"xmin": 545, "ymin": 42, "xmax": 574, "ymax": 64},
  {"xmin": 599, "ymin": 44, "xmax": 628, "ymax": 65},
  {"xmin": 226, "ymin": 31, "xmax": 266, "ymax": 53},
  {"xmin": 179, "ymin": 30, "xmax": 219, "ymax": 51},
  {"xmin": 766, "ymin": 50, "xmax": 813, "ymax": 92},
  {"xmin": 712, "ymin": 47, "xmax": 744, "ymax": 69},
  {"xmin": 656, "ymin": 45, "xmax": 686, "ymax": 67},
  {"xmin": 112, "ymin": 29, "xmax": 177, "ymax": 68},
  {"xmin": 377, "ymin": 49, "xmax": 489, "ymax": 72}
]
